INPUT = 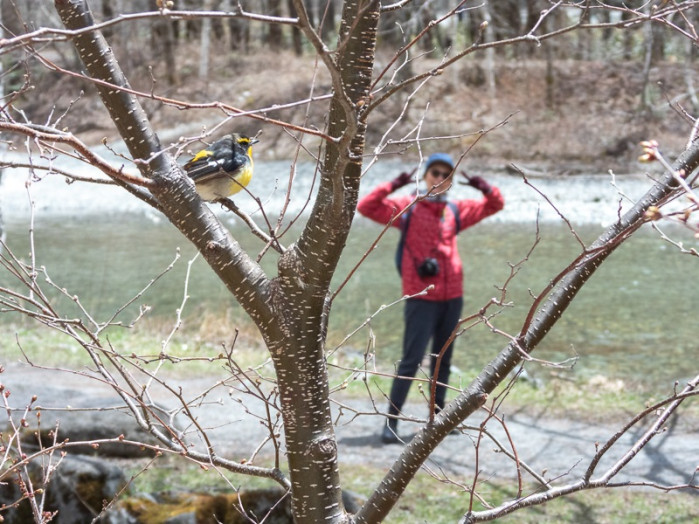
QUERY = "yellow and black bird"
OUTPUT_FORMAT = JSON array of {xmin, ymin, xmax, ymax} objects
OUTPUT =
[{"xmin": 184, "ymin": 133, "xmax": 258, "ymax": 202}]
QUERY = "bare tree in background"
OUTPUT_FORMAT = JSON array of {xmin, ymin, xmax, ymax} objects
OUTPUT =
[{"xmin": 0, "ymin": 1, "xmax": 698, "ymax": 523}]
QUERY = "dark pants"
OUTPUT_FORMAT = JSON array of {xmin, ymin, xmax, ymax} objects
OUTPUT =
[{"xmin": 387, "ymin": 297, "xmax": 463, "ymax": 418}]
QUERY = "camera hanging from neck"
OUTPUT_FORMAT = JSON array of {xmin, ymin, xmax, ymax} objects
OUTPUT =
[{"xmin": 394, "ymin": 201, "xmax": 461, "ymax": 278}]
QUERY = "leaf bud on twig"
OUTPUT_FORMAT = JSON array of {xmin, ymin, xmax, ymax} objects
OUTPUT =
[
  {"xmin": 638, "ymin": 140, "xmax": 659, "ymax": 162},
  {"xmin": 644, "ymin": 206, "xmax": 662, "ymax": 221}
]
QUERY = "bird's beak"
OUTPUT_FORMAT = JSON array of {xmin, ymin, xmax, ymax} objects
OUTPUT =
[{"xmin": 251, "ymin": 137, "xmax": 260, "ymax": 145}]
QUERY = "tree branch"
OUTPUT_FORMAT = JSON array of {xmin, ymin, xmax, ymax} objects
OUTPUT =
[
  {"xmin": 0, "ymin": 122, "xmax": 154, "ymax": 188},
  {"xmin": 53, "ymin": 0, "xmax": 277, "ymax": 332}
]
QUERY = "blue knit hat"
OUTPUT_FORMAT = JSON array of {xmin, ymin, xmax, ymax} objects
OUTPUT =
[{"xmin": 424, "ymin": 152, "xmax": 454, "ymax": 173}]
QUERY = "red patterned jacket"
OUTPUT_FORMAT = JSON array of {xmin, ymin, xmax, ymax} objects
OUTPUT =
[{"xmin": 357, "ymin": 181, "xmax": 505, "ymax": 301}]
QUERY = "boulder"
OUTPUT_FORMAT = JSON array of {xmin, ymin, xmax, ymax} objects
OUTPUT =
[{"xmin": 0, "ymin": 454, "xmax": 126, "ymax": 524}]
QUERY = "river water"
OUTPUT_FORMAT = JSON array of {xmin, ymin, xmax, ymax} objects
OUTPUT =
[{"xmin": 0, "ymin": 155, "xmax": 697, "ymax": 391}]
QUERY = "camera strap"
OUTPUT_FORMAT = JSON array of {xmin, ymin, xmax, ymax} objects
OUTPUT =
[{"xmin": 395, "ymin": 201, "xmax": 460, "ymax": 276}]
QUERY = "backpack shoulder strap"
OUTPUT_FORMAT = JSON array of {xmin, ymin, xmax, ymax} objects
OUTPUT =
[
  {"xmin": 400, "ymin": 206, "xmax": 414, "ymax": 232},
  {"xmin": 395, "ymin": 207, "xmax": 414, "ymax": 275},
  {"xmin": 447, "ymin": 201, "xmax": 461, "ymax": 233}
]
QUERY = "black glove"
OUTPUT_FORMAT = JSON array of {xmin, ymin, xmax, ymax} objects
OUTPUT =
[
  {"xmin": 460, "ymin": 172, "xmax": 492, "ymax": 194},
  {"xmin": 389, "ymin": 170, "xmax": 413, "ymax": 192}
]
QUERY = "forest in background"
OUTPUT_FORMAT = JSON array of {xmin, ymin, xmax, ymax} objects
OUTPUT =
[{"xmin": 3, "ymin": 1, "xmax": 697, "ymax": 169}]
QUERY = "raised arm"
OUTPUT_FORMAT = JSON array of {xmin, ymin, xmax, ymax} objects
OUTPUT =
[{"xmin": 357, "ymin": 172, "xmax": 412, "ymax": 225}]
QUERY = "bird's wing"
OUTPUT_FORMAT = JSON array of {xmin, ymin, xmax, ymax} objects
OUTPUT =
[
  {"xmin": 184, "ymin": 136, "xmax": 237, "ymax": 181},
  {"xmin": 184, "ymin": 152, "xmax": 227, "ymax": 181}
]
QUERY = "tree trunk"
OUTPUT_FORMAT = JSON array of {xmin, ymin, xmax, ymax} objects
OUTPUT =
[
  {"xmin": 150, "ymin": 0, "xmax": 179, "ymax": 85},
  {"xmin": 319, "ymin": 0, "xmax": 335, "ymax": 41},
  {"xmin": 263, "ymin": 1, "xmax": 381, "ymax": 520},
  {"xmin": 684, "ymin": 28, "xmax": 699, "ymax": 113},
  {"xmin": 640, "ymin": 20, "xmax": 654, "ymax": 112},
  {"xmin": 377, "ymin": 4, "xmax": 408, "ymax": 47},
  {"xmin": 651, "ymin": 22, "xmax": 665, "ymax": 62},
  {"xmin": 287, "ymin": 0, "xmax": 303, "ymax": 55},
  {"xmin": 490, "ymin": 0, "xmax": 521, "ymax": 53},
  {"xmin": 228, "ymin": 15, "xmax": 250, "ymax": 51},
  {"xmin": 100, "ymin": 0, "xmax": 114, "ymax": 38},
  {"xmin": 544, "ymin": 9, "xmax": 555, "ymax": 109},
  {"xmin": 219, "ymin": 0, "xmax": 233, "ymax": 50},
  {"xmin": 482, "ymin": 1, "xmax": 496, "ymax": 99},
  {"xmin": 267, "ymin": 0, "xmax": 284, "ymax": 49},
  {"xmin": 199, "ymin": 0, "xmax": 212, "ymax": 79},
  {"xmin": 621, "ymin": 8, "xmax": 634, "ymax": 60},
  {"xmin": 55, "ymin": 0, "xmax": 380, "ymax": 521}
]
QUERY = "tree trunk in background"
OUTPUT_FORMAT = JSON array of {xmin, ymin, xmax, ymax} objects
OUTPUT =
[
  {"xmin": 100, "ymin": 0, "xmax": 114, "ymax": 38},
  {"xmin": 287, "ymin": 0, "xmax": 303, "ymax": 55},
  {"xmin": 599, "ymin": 7, "xmax": 614, "ymax": 56},
  {"xmin": 268, "ymin": 0, "xmax": 283, "ymax": 49},
  {"xmin": 543, "ymin": 7, "xmax": 556, "ymax": 110},
  {"xmin": 228, "ymin": 13, "xmax": 250, "ymax": 51},
  {"xmin": 419, "ymin": 2, "xmax": 449, "ymax": 53},
  {"xmin": 1, "ymin": 1, "xmax": 22, "ymax": 37},
  {"xmin": 150, "ymin": 0, "xmax": 179, "ymax": 85},
  {"xmin": 640, "ymin": 20, "xmax": 654, "ymax": 112},
  {"xmin": 377, "ymin": 3, "xmax": 408, "ymax": 47},
  {"xmin": 219, "ymin": 0, "xmax": 233, "ymax": 50},
  {"xmin": 418, "ymin": 5, "xmax": 434, "ymax": 53},
  {"xmin": 621, "ymin": 8, "xmax": 634, "ymax": 60},
  {"xmin": 651, "ymin": 23, "xmax": 665, "ymax": 62},
  {"xmin": 490, "ymin": 0, "xmax": 520, "ymax": 55},
  {"xmin": 466, "ymin": 5, "xmax": 484, "ymax": 46},
  {"xmin": 482, "ymin": 1, "xmax": 496, "ymax": 99},
  {"xmin": 306, "ymin": 0, "xmax": 316, "ymax": 28},
  {"xmin": 319, "ymin": 0, "xmax": 335, "ymax": 41},
  {"xmin": 199, "ymin": 0, "xmax": 212, "ymax": 79},
  {"xmin": 685, "ymin": 27, "xmax": 699, "ymax": 113}
]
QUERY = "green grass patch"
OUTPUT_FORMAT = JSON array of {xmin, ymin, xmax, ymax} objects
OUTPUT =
[
  {"xmin": 4, "ymin": 320, "xmax": 696, "ymax": 425},
  {"xmin": 343, "ymin": 463, "xmax": 698, "ymax": 523},
  {"xmin": 1, "ymin": 316, "xmax": 273, "ymax": 378}
]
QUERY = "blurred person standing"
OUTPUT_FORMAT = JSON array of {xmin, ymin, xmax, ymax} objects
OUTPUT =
[{"xmin": 357, "ymin": 153, "xmax": 505, "ymax": 444}]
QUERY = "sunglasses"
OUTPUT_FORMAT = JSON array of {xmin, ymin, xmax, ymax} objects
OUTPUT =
[{"xmin": 429, "ymin": 168, "xmax": 452, "ymax": 179}]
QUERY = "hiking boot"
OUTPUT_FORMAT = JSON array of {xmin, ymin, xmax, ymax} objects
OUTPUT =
[{"xmin": 380, "ymin": 422, "xmax": 400, "ymax": 444}]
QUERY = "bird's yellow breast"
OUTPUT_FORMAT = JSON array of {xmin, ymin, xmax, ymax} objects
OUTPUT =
[{"xmin": 226, "ymin": 161, "xmax": 253, "ymax": 196}]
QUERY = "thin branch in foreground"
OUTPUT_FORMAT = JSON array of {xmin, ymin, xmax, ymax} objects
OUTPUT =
[
  {"xmin": 0, "ymin": 122, "xmax": 154, "ymax": 188},
  {"xmin": 218, "ymin": 198, "xmax": 285, "ymax": 254},
  {"xmin": 461, "ymin": 375, "xmax": 699, "ymax": 523}
]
